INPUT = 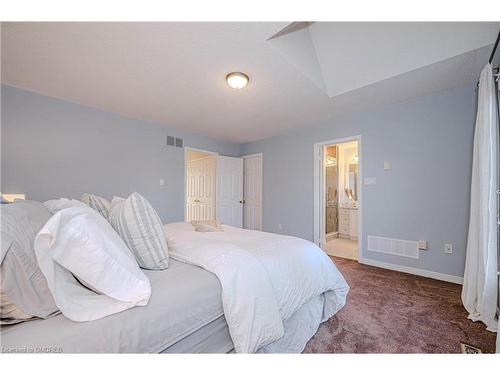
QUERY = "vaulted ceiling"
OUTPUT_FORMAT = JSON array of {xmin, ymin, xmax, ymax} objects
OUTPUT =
[{"xmin": 1, "ymin": 22, "xmax": 498, "ymax": 143}]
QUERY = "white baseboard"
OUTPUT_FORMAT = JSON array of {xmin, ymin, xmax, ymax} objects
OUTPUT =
[{"xmin": 358, "ymin": 257, "xmax": 463, "ymax": 285}]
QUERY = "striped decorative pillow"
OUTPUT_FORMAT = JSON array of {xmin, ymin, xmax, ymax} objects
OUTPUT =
[
  {"xmin": 108, "ymin": 193, "xmax": 169, "ymax": 270},
  {"xmin": 1, "ymin": 292, "xmax": 33, "ymax": 324},
  {"xmin": 81, "ymin": 193, "xmax": 111, "ymax": 220}
]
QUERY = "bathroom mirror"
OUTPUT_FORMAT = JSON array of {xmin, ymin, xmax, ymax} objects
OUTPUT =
[{"xmin": 348, "ymin": 163, "xmax": 358, "ymax": 201}]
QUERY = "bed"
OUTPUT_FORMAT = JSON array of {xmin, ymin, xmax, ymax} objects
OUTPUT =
[
  {"xmin": 1, "ymin": 218, "xmax": 349, "ymax": 353},
  {"xmin": 1, "ymin": 260, "xmax": 340, "ymax": 353}
]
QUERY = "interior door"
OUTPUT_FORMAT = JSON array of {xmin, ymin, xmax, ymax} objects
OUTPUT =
[
  {"xmin": 186, "ymin": 156, "xmax": 215, "ymax": 221},
  {"xmin": 243, "ymin": 154, "xmax": 262, "ymax": 230},
  {"xmin": 186, "ymin": 160, "xmax": 198, "ymax": 221},
  {"xmin": 216, "ymin": 155, "xmax": 243, "ymax": 227}
]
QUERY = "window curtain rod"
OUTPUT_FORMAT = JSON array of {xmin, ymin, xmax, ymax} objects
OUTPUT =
[
  {"xmin": 476, "ymin": 30, "xmax": 500, "ymax": 87},
  {"xmin": 489, "ymin": 29, "xmax": 500, "ymax": 64}
]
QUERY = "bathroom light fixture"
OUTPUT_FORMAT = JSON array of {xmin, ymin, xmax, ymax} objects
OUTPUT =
[
  {"xmin": 325, "ymin": 156, "xmax": 337, "ymax": 166},
  {"xmin": 226, "ymin": 72, "xmax": 249, "ymax": 89}
]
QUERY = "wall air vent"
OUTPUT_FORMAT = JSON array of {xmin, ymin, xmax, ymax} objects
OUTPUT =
[
  {"xmin": 167, "ymin": 136, "xmax": 184, "ymax": 148},
  {"xmin": 167, "ymin": 136, "xmax": 175, "ymax": 146},
  {"xmin": 367, "ymin": 235, "xmax": 419, "ymax": 259}
]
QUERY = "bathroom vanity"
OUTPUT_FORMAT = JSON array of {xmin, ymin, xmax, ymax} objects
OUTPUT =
[{"xmin": 338, "ymin": 206, "xmax": 358, "ymax": 240}]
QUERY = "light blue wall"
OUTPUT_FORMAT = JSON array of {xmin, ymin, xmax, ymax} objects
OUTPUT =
[
  {"xmin": 242, "ymin": 86, "xmax": 476, "ymax": 278},
  {"xmin": 1, "ymin": 84, "xmax": 476, "ymax": 278},
  {"xmin": 1, "ymin": 85, "xmax": 241, "ymax": 223}
]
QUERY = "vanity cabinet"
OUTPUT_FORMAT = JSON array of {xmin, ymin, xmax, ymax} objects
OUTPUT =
[
  {"xmin": 338, "ymin": 208, "xmax": 349, "ymax": 237},
  {"xmin": 349, "ymin": 209, "xmax": 358, "ymax": 239},
  {"xmin": 338, "ymin": 207, "xmax": 358, "ymax": 240}
]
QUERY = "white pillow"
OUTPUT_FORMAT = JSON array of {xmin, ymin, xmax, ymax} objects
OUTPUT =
[
  {"xmin": 109, "ymin": 193, "xmax": 169, "ymax": 270},
  {"xmin": 43, "ymin": 198, "xmax": 87, "ymax": 214},
  {"xmin": 34, "ymin": 206, "xmax": 151, "ymax": 322}
]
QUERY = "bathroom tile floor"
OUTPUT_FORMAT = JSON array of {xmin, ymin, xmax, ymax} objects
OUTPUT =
[{"xmin": 324, "ymin": 238, "xmax": 358, "ymax": 260}]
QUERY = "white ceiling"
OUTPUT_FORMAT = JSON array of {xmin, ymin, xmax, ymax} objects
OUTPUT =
[
  {"xmin": 310, "ymin": 22, "xmax": 499, "ymax": 97},
  {"xmin": 270, "ymin": 22, "xmax": 499, "ymax": 97},
  {"xmin": 1, "ymin": 22, "xmax": 499, "ymax": 143}
]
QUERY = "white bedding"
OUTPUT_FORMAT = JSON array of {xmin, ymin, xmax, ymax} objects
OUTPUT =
[
  {"xmin": 164, "ymin": 222, "xmax": 349, "ymax": 353},
  {"xmin": 35, "ymin": 207, "xmax": 151, "ymax": 322},
  {"xmin": 1, "ymin": 260, "xmax": 223, "ymax": 353}
]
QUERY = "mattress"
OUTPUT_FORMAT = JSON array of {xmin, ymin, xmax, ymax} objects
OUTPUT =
[
  {"xmin": 1, "ymin": 260, "xmax": 331, "ymax": 353},
  {"xmin": 162, "ymin": 293, "xmax": 326, "ymax": 354},
  {"xmin": 161, "ymin": 315, "xmax": 233, "ymax": 353},
  {"xmin": 0, "ymin": 260, "xmax": 224, "ymax": 353}
]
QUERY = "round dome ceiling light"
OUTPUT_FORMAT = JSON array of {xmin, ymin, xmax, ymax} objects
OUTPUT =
[{"xmin": 226, "ymin": 72, "xmax": 249, "ymax": 89}]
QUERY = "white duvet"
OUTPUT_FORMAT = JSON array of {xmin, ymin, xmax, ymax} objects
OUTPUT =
[{"xmin": 164, "ymin": 223, "xmax": 349, "ymax": 353}]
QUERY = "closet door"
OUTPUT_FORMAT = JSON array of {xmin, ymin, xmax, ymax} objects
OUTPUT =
[
  {"xmin": 243, "ymin": 154, "xmax": 262, "ymax": 230},
  {"xmin": 216, "ymin": 155, "xmax": 243, "ymax": 227},
  {"xmin": 186, "ymin": 156, "xmax": 216, "ymax": 222},
  {"xmin": 197, "ymin": 157, "xmax": 216, "ymax": 220},
  {"xmin": 186, "ymin": 160, "xmax": 198, "ymax": 221}
]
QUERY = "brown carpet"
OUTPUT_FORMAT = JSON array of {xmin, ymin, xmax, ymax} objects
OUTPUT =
[{"xmin": 304, "ymin": 257, "xmax": 497, "ymax": 353}]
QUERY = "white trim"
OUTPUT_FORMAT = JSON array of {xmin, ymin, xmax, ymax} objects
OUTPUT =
[
  {"xmin": 358, "ymin": 257, "xmax": 464, "ymax": 285},
  {"xmin": 184, "ymin": 147, "xmax": 218, "ymax": 222},
  {"xmin": 241, "ymin": 152, "xmax": 263, "ymax": 159},
  {"xmin": 314, "ymin": 135, "xmax": 363, "ymax": 147},
  {"xmin": 241, "ymin": 153, "xmax": 263, "ymax": 230},
  {"xmin": 313, "ymin": 145, "xmax": 323, "ymax": 247},
  {"xmin": 184, "ymin": 146, "xmax": 218, "ymax": 156},
  {"xmin": 313, "ymin": 135, "xmax": 362, "ymax": 262}
]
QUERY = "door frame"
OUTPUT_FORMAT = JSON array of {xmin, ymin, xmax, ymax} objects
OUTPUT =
[
  {"xmin": 313, "ymin": 135, "xmax": 362, "ymax": 260},
  {"xmin": 241, "ymin": 153, "xmax": 263, "ymax": 230},
  {"xmin": 184, "ymin": 147, "xmax": 218, "ymax": 222}
]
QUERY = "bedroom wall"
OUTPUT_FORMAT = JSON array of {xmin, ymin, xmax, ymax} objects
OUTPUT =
[
  {"xmin": 241, "ymin": 85, "xmax": 476, "ymax": 279},
  {"xmin": 1, "ymin": 85, "xmax": 241, "ymax": 223},
  {"xmin": 2, "ymin": 84, "xmax": 477, "ymax": 279}
]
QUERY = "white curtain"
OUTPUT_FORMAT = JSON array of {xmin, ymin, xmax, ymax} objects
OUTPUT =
[{"xmin": 462, "ymin": 63, "xmax": 498, "ymax": 334}]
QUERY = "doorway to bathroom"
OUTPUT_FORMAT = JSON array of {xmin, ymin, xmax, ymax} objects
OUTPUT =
[{"xmin": 313, "ymin": 136, "xmax": 361, "ymax": 261}]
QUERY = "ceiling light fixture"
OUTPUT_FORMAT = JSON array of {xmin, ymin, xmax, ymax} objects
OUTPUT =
[{"xmin": 226, "ymin": 72, "xmax": 249, "ymax": 89}]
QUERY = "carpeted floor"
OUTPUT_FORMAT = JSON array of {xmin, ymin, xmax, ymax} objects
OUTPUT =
[{"xmin": 304, "ymin": 257, "xmax": 497, "ymax": 353}]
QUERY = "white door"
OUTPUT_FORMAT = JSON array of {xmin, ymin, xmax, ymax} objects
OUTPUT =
[
  {"xmin": 243, "ymin": 154, "xmax": 262, "ymax": 230},
  {"xmin": 186, "ymin": 156, "xmax": 216, "ymax": 222},
  {"xmin": 216, "ymin": 155, "xmax": 243, "ymax": 227}
]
